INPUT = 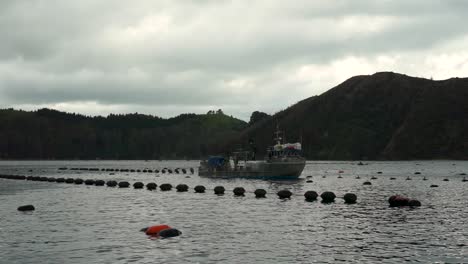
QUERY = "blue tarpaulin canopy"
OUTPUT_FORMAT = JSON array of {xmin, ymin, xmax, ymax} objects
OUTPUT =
[{"xmin": 208, "ymin": 156, "xmax": 225, "ymax": 167}]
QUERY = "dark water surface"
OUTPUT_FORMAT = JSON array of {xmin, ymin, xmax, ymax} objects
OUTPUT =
[{"xmin": 0, "ymin": 160, "xmax": 467, "ymax": 263}]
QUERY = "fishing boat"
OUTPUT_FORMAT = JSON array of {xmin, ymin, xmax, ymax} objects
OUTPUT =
[{"xmin": 198, "ymin": 126, "xmax": 306, "ymax": 179}]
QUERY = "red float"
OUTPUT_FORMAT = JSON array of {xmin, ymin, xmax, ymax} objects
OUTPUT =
[{"xmin": 145, "ymin": 225, "xmax": 171, "ymax": 235}]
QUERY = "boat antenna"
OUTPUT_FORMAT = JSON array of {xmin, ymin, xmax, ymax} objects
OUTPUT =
[{"xmin": 274, "ymin": 121, "xmax": 282, "ymax": 145}]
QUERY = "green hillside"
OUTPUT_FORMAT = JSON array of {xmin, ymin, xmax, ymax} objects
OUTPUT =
[
  {"xmin": 0, "ymin": 108, "xmax": 246, "ymax": 159},
  {"xmin": 233, "ymin": 72, "xmax": 468, "ymax": 160}
]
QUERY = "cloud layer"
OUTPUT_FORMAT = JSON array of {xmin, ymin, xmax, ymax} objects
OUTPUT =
[{"xmin": 1, "ymin": 0, "xmax": 468, "ymax": 120}]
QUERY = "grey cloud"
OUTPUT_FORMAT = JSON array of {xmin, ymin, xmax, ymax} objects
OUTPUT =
[
  {"xmin": 1, "ymin": 0, "xmax": 468, "ymax": 119},
  {"xmin": 0, "ymin": 64, "xmax": 245, "ymax": 106}
]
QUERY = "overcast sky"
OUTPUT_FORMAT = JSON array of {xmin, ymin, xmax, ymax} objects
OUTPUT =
[{"xmin": 1, "ymin": 1, "xmax": 468, "ymax": 120}]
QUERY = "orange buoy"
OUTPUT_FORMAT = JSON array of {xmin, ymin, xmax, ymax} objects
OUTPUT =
[{"xmin": 145, "ymin": 225, "xmax": 171, "ymax": 235}]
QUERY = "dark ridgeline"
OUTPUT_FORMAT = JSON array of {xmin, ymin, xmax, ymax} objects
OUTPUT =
[
  {"xmin": 248, "ymin": 111, "xmax": 270, "ymax": 125},
  {"xmin": 1, "ymin": 72, "xmax": 467, "ymax": 160},
  {"xmin": 230, "ymin": 72, "xmax": 468, "ymax": 160},
  {"xmin": 0, "ymin": 109, "xmax": 246, "ymax": 160}
]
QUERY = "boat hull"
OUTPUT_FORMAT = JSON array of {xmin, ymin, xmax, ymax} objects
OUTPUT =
[{"xmin": 198, "ymin": 160, "xmax": 305, "ymax": 180}]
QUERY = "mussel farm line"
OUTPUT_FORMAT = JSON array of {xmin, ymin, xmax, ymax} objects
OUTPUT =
[
  {"xmin": 51, "ymin": 167, "xmax": 468, "ymax": 182},
  {"xmin": 3, "ymin": 172, "xmax": 450, "ymax": 207},
  {"xmin": 58, "ymin": 167, "xmax": 195, "ymax": 174},
  {"xmin": 1, "ymin": 173, "xmax": 358, "ymax": 202}
]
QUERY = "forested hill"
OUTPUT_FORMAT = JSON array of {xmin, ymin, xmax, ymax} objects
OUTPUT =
[
  {"xmin": 234, "ymin": 72, "xmax": 468, "ymax": 160},
  {"xmin": 0, "ymin": 108, "xmax": 246, "ymax": 159},
  {"xmin": 2, "ymin": 72, "xmax": 468, "ymax": 160}
]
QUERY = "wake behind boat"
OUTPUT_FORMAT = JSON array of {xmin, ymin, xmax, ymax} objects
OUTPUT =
[{"xmin": 198, "ymin": 127, "xmax": 305, "ymax": 180}]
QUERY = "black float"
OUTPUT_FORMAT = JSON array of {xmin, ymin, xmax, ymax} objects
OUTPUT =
[
  {"xmin": 388, "ymin": 195, "xmax": 421, "ymax": 207},
  {"xmin": 233, "ymin": 187, "xmax": 245, "ymax": 196},
  {"xmin": 277, "ymin": 190, "xmax": 292, "ymax": 199},
  {"xmin": 343, "ymin": 193, "xmax": 357, "ymax": 204},
  {"xmin": 194, "ymin": 185, "xmax": 206, "ymax": 193},
  {"xmin": 118, "ymin": 181, "xmax": 130, "ymax": 188},
  {"xmin": 84, "ymin": 179, "xmax": 95, "ymax": 185},
  {"xmin": 18, "ymin": 205, "xmax": 35, "ymax": 211},
  {"xmin": 95, "ymin": 180, "xmax": 105, "ymax": 186},
  {"xmin": 388, "ymin": 195, "xmax": 408, "ymax": 207},
  {"xmin": 65, "ymin": 178, "xmax": 74, "ymax": 183},
  {"xmin": 160, "ymin": 183, "xmax": 172, "ymax": 191},
  {"xmin": 304, "ymin": 191, "xmax": 318, "ymax": 201},
  {"xmin": 74, "ymin": 178, "xmax": 84, "ymax": 184},
  {"xmin": 133, "ymin": 182, "xmax": 144, "ymax": 189},
  {"xmin": 408, "ymin": 200, "xmax": 422, "ymax": 206},
  {"xmin": 214, "ymin": 186, "xmax": 225, "ymax": 195},
  {"xmin": 146, "ymin": 182, "xmax": 157, "ymax": 190},
  {"xmin": 158, "ymin": 228, "xmax": 182, "ymax": 238},
  {"xmin": 176, "ymin": 184, "xmax": 189, "ymax": 192},
  {"xmin": 106, "ymin": 180, "xmax": 117, "ymax": 187},
  {"xmin": 254, "ymin": 189, "xmax": 267, "ymax": 198},
  {"xmin": 321, "ymin": 191, "xmax": 336, "ymax": 203}
]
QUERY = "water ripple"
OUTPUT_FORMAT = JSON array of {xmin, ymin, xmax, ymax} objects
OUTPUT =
[{"xmin": 0, "ymin": 160, "xmax": 467, "ymax": 263}]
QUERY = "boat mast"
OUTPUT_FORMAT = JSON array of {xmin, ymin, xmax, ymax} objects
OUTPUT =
[{"xmin": 274, "ymin": 123, "xmax": 283, "ymax": 145}]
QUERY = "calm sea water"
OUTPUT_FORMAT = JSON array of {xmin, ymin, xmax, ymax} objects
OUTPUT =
[{"xmin": 0, "ymin": 160, "xmax": 467, "ymax": 264}]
